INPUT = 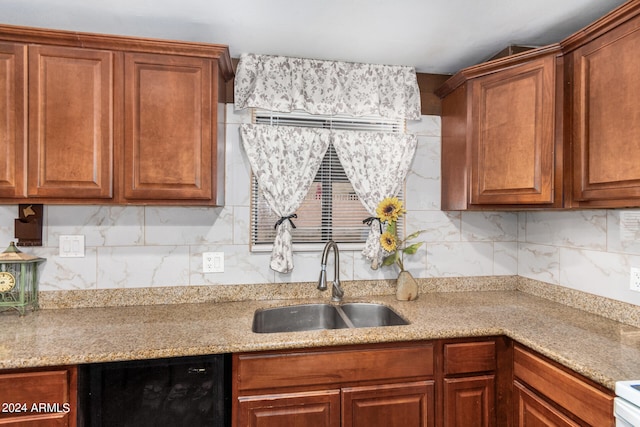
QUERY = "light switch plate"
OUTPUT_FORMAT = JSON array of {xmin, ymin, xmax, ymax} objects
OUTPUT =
[{"xmin": 59, "ymin": 235, "xmax": 85, "ymax": 258}]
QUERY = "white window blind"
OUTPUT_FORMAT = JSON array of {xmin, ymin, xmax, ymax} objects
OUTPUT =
[{"xmin": 250, "ymin": 109, "xmax": 405, "ymax": 251}]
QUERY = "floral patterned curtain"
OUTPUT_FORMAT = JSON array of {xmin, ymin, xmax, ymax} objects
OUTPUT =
[
  {"xmin": 234, "ymin": 53, "xmax": 421, "ymax": 120},
  {"xmin": 241, "ymin": 124, "xmax": 330, "ymax": 273},
  {"xmin": 332, "ymin": 131, "xmax": 417, "ymax": 269}
]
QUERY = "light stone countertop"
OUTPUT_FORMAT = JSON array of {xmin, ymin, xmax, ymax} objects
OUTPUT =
[{"xmin": 2, "ymin": 287, "xmax": 640, "ymax": 391}]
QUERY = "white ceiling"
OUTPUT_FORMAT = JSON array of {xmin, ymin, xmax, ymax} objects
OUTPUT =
[{"xmin": 1, "ymin": 0, "xmax": 629, "ymax": 74}]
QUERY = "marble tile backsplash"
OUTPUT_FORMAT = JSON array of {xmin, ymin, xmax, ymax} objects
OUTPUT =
[{"xmin": 0, "ymin": 104, "xmax": 638, "ymax": 307}]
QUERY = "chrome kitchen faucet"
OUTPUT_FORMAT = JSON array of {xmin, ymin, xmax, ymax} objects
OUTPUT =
[{"xmin": 317, "ymin": 240, "xmax": 344, "ymax": 302}]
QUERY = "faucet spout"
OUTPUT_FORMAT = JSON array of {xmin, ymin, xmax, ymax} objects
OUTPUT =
[{"xmin": 317, "ymin": 240, "xmax": 344, "ymax": 302}]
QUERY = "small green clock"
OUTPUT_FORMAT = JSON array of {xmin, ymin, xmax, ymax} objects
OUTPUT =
[
  {"xmin": 0, "ymin": 242, "xmax": 45, "ymax": 315},
  {"xmin": 0, "ymin": 271, "xmax": 15, "ymax": 292}
]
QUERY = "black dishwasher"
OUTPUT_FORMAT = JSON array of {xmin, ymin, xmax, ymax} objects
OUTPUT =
[{"xmin": 78, "ymin": 354, "xmax": 230, "ymax": 427}]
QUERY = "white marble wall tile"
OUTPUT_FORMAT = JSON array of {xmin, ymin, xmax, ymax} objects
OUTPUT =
[
  {"xmin": 0, "ymin": 205, "xmax": 17, "ymax": 246},
  {"xmin": 405, "ymin": 136, "xmax": 440, "ymax": 211},
  {"xmin": 559, "ymin": 247, "xmax": 640, "ymax": 306},
  {"xmin": 517, "ymin": 212, "xmax": 526, "ymax": 242},
  {"xmin": 275, "ymin": 249, "xmax": 355, "ymax": 284},
  {"xmin": 190, "ymin": 244, "xmax": 274, "ymax": 286},
  {"xmin": 406, "ymin": 116, "xmax": 441, "ymax": 137},
  {"xmin": 144, "ymin": 206, "xmax": 233, "ymax": 245},
  {"xmin": 233, "ymin": 206, "xmax": 251, "ymax": 245},
  {"xmin": 524, "ymin": 210, "xmax": 607, "ymax": 250},
  {"xmin": 493, "ymin": 241, "xmax": 518, "ymax": 276},
  {"xmin": 607, "ymin": 210, "xmax": 640, "ymax": 255},
  {"xmin": 47, "ymin": 206, "xmax": 144, "ymax": 247},
  {"xmin": 405, "ymin": 210, "xmax": 461, "ymax": 242},
  {"xmin": 426, "ymin": 242, "xmax": 495, "ymax": 277},
  {"xmin": 400, "ymin": 244, "xmax": 428, "ymax": 278},
  {"xmin": 225, "ymin": 123, "xmax": 252, "ymax": 207},
  {"xmin": 36, "ymin": 247, "xmax": 98, "ymax": 291},
  {"xmin": 517, "ymin": 243, "xmax": 559, "ymax": 284},
  {"xmin": 353, "ymin": 253, "xmax": 398, "ymax": 281},
  {"xmin": 97, "ymin": 246, "xmax": 190, "ymax": 288},
  {"xmin": 461, "ymin": 212, "xmax": 518, "ymax": 242}
]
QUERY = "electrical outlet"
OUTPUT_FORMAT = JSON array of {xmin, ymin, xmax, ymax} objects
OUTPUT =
[
  {"xmin": 203, "ymin": 252, "xmax": 224, "ymax": 273},
  {"xmin": 631, "ymin": 267, "xmax": 640, "ymax": 292}
]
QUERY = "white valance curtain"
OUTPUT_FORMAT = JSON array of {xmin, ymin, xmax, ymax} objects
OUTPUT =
[
  {"xmin": 234, "ymin": 53, "xmax": 421, "ymax": 120},
  {"xmin": 236, "ymin": 53, "xmax": 421, "ymax": 273}
]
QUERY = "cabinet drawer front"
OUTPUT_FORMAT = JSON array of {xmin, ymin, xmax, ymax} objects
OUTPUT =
[
  {"xmin": 235, "ymin": 343, "xmax": 434, "ymax": 392},
  {"xmin": 444, "ymin": 341, "xmax": 496, "ymax": 375},
  {"xmin": 513, "ymin": 345, "xmax": 613, "ymax": 426}
]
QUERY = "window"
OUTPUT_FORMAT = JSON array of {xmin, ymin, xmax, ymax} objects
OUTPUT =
[{"xmin": 250, "ymin": 110, "xmax": 405, "ymax": 251}]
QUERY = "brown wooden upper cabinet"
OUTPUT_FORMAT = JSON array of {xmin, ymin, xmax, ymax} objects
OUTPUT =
[
  {"xmin": 562, "ymin": 1, "xmax": 640, "ymax": 208},
  {"xmin": 123, "ymin": 52, "xmax": 217, "ymax": 203},
  {"xmin": 436, "ymin": 46, "xmax": 564, "ymax": 210},
  {"xmin": 437, "ymin": 0, "xmax": 640, "ymax": 211},
  {"xmin": 0, "ymin": 24, "xmax": 233, "ymax": 206}
]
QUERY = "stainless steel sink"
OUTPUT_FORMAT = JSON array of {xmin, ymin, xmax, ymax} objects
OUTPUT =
[
  {"xmin": 252, "ymin": 304, "xmax": 350, "ymax": 333},
  {"xmin": 252, "ymin": 302, "xmax": 409, "ymax": 333},
  {"xmin": 339, "ymin": 303, "xmax": 409, "ymax": 327}
]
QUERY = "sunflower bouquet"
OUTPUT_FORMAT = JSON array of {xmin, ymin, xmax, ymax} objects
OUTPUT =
[{"xmin": 376, "ymin": 196, "xmax": 424, "ymax": 272}]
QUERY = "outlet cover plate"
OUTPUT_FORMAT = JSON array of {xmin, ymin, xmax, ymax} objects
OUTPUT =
[
  {"xmin": 203, "ymin": 252, "xmax": 224, "ymax": 273},
  {"xmin": 630, "ymin": 267, "xmax": 640, "ymax": 292}
]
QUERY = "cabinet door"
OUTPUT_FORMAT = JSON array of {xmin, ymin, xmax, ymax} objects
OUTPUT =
[
  {"xmin": 237, "ymin": 389, "xmax": 340, "ymax": 427},
  {"xmin": 470, "ymin": 55, "xmax": 556, "ymax": 205},
  {"xmin": 514, "ymin": 381, "xmax": 580, "ymax": 427},
  {"xmin": 342, "ymin": 381, "xmax": 435, "ymax": 427},
  {"xmin": 28, "ymin": 45, "xmax": 114, "ymax": 199},
  {"xmin": 0, "ymin": 366, "xmax": 77, "ymax": 427},
  {"xmin": 0, "ymin": 42, "xmax": 26, "ymax": 198},
  {"xmin": 444, "ymin": 375, "xmax": 495, "ymax": 427},
  {"xmin": 570, "ymin": 14, "xmax": 640, "ymax": 206},
  {"xmin": 513, "ymin": 344, "xmax": 614, "ymax": 426},
  {"xmin": 123, "ymin": 52, "xmax": 215, "ymax": 202}
]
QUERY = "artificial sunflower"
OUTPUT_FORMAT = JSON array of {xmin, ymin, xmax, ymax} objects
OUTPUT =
[
  {"xmin": 373, "ymin": 197, "xmax": 425, "ymax": 273},
  {"xmin": 380, "ymin": 231, "xmax": 397, "ymax": 252},
  {"xmin": 376, "ymin": 197, "xmax": 405, "ymax": 222}
]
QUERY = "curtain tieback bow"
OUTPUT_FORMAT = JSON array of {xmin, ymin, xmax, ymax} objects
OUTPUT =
[
  {"xmin": 275, "ymin": 214, "xmax": 298, "ymax": 229},
  {"xmin": 363, "ymin": 216, "xmax": 383, "ymax": 234}
]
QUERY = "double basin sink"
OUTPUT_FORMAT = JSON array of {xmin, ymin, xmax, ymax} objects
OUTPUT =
[{"xmin": 252, "ymin": 302, "xmax": 409, "ymax": 333}]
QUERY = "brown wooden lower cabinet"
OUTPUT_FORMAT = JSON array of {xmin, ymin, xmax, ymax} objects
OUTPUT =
[
  {"xmin": 342, "ymin": 381, "xmax": 435, "ymax": 427},
  {"xmin": 513, "ymin": 344, "xmax": 614, "ymax": 426},
  {"xmin": 0, "ymin": 366, "xmax": 77, "ymax": 427},
  {"xmin": 442, "ymin": 339, "xmax": 501, "ymax": 427},
  {"xmin": 233, "ymin": 341, "xmax": 436, "ymax": 427},
  {"xmin": 238, "ymin": 389, "xmax": 341, "ymax": 427},
  {"xmin": 514, "ymin": 381, "xmax": 580, "ymax": 427},
  {"xmin": 444, "ymin": 375, "xmax": 495, "ymax": 427}
]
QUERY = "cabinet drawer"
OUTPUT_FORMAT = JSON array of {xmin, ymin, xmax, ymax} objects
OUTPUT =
[
  {"xmin": 513, "ymin": 345, "xmax": 613, "ymax": 427},
  {"xmin": 235, "ymin": 342, "xmax": 434, "ymax": 392},
  {"xmin": 444, "ymin": 341, "xmax": 496, "ymax": 375}
]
